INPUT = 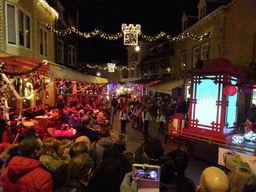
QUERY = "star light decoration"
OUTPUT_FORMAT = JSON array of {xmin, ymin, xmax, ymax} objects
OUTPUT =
[{"xmin": 122, "ymin": 24, "xmax": 141, "ymax": 45}]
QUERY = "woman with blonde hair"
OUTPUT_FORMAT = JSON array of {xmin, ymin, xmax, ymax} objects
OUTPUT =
[
  {"xmin": 40, "ymin": 138, "xmax": 70, "ymax": 173},
  {"xmin": 228, "ymin": 166, "xmax": 256, "ymax": 192}
]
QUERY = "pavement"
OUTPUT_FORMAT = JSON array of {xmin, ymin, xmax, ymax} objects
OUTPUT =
[{"xmin": 110, "ymin": 110, "xmax": 211, "ymax": 187}]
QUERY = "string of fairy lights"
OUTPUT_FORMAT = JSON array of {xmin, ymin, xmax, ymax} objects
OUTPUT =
[
  {"xmin": 46, "ymin": 24, "xmax": 212, "ymax": 45},
  {"xmin": 86, "ymin": 63, "xmax": 134, "ymax": 72}
]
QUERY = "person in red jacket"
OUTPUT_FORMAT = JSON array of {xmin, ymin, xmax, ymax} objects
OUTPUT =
[{"xmin": 0, "ymin": 136, "xmax": 53, "ymax": 192}]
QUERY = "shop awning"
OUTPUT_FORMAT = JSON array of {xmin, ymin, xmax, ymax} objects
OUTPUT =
[
  {"xmin": 147, "ymin": 78, "xmax": 190, "ymax": 94},
  {"xmin": 49, "ymin": 62, "xmax": 108, "ymax": 84},
  {"xmin": 0, "ymin": 56, "xmax": 49, "ymax": 72}
]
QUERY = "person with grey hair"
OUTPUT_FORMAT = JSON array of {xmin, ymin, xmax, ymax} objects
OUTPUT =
[
  {"xmin": 55, "ymin": 153, "xmax": 94, "ymax": 192},
  {"xmin": 75, "ymin": 115, "xmax": 99, "ymax": 143},
  {"xmin": 103, "ymin": 133, "xmax": 127, "ymax": 159}
]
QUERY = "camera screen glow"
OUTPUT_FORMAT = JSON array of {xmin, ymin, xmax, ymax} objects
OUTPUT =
[{"xmin": 134, "ymin": 166, "xmax": 158, "ymax": 180}]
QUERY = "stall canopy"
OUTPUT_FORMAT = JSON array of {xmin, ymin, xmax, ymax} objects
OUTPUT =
[
  {"xmin": 147, "ymin": 78, "xmax": 190, "ymax": 94},
  {"xmin": 0, "ymin": 56, "xmax": 49, "ymax": 72},
  {"xmin": 48, "ymin": 61, "xmax": 108, "ymax": 84}
]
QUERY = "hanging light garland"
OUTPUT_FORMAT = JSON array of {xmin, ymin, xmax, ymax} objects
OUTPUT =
[
  {"xmin": 46, "ymin": 24, "xmax": 212, "ymax": 44},
  {"xmin": 0, "ymin": 61, "xmax": 47, "ymax": 76},
  {"xmin": 86, "ymin": 63, "xmax": 134, "ymax": 71},
  {"xmin": 38, "ymin": 0, "xmax": 59, "ymax": 18}
]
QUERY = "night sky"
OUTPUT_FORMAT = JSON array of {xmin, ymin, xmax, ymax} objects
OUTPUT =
[{"xmin": 60, "ymin": 0, "xmax": 198, "ymax": 64}]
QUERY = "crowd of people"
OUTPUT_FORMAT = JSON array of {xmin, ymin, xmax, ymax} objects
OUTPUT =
[{"xmin": 0, "ymin": 93, "xmax": 255, "ymax": 191}]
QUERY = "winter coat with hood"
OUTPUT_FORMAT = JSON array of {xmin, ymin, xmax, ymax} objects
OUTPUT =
[
  {"xmin": 91, "ymin": 136, "xmax": 114, "ymax": 170},
  {"xmin": 0, "ymin": 156, "xmax": 53, "ymax": 192}
]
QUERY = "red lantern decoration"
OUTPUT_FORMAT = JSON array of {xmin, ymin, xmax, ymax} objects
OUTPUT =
[{"xmin": 223, "ymin": 85, "xmax": 237, "ymax": 96}]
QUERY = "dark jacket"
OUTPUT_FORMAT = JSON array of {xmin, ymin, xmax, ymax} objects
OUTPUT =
[
  {"xmin": 75, "ymin": 125, "xmax": 99, "ymax": 143},
  {"xmin": 55, "ymin": 178, "xmax": 90, "ymax": 192},
  {"xmin": 172, "ymin": 175, "xmax": 196, "ymax": 192},
  {"xmin": 88, "ymin": 153, "xmax": 131, "ymax": 192},
  {"xmin": 160, "ymin": 183, "xmax": 178, "ymax": 192},
  {"xmin": 1, "ymin": 156, "xmax": 53, "ymax": 192},
  {"xmin": 91, "ymin": 136, "xmax": 114, "ymax": 170},
  {"xmin": 56, "ymin": 99, "xmax": 65, "ymax": 109},
  {"xmin": 103, "ymin": 143, "xmax": 126, "ymax": 159},
  {"xmin": 53, "ymin": 164, "xmax": 68, "ymax": 191},
  {"xmin": 134, "ymin": 144, "xmax": 165, "ymax": 166}
]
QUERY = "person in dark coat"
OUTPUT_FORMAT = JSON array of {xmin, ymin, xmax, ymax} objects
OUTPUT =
[
  {"xmin": 167, "ymin": 149, "xmax": 196, "ymax": 192},
  {"xmin": 55, "ymin": 153, "xmax": 94, "ymax": 192},
  {"xmin": 56, "ymin": 95, "xmax": 66, "ymax": 111},
  {"xmin": 75, "ymin": 115, "xmax": 99, "ymax": 143},
  {"xmin": 134, "ymin": 137, "xmax": 165, "ymax": 166},
  {"xmin": 88, "ymin": 153, "xmax": 131, "ymax": 192},
  {"xmin": 0, "ymin": 112, "xmax": 7, "ymax": 143},
  {"xmin": 111, "ymin": 96, "xmax": 118, "ymax": 114},
  {"xmin": 103, "ymin": 133, "xmax": 127, "ymax": 159}
]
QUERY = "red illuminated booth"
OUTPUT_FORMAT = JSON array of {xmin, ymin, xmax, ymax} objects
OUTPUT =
[{"xmin": 185, "ymin": 59, "xmax": 246, "ymax": 141}]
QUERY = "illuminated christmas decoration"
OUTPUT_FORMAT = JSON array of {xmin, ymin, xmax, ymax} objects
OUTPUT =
[
  {"xmin": 232, "ymin": 135, "xmax": 244, "ymax": 144},
  {"xmin": 86, "ymin": 63, "xmax": 134, "ymax": 71},
  {"xmin": 107, "ymin": 63, "xmax": 116, "ymax": 72},
  {"xmin": 122, "ymin": 24, "xmax": 141, "ymax": 45},
  {"xmin": 38, "ymin": 0, "xmax": 59, "ymax": 18},
  {"xmin": 46, "ymin": 24, "xmax": 212, "ymax": 44},
  {"xmin": 244, "ymin": 131, "xmax": 256, "ymax": 141}
]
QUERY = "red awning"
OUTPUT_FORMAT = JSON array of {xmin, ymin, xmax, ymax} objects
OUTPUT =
[{"xmin": 0, "ymin": 56, "xmax": 50, "ymax": 73}]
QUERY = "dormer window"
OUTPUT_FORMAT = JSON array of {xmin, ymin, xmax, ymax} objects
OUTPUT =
[
  {"xmin": 200, "ymin": 5, "xmax": 207, "ymax": 20},
  {"xmin": 198, "ymin": 0, "xmax": 207, "ymax": 20},
  {"xmin": 181, "ymin": 12, "xmax": 188, "ymax": 32}
]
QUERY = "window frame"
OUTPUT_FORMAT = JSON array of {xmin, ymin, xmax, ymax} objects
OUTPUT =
[
  {"xmin": 6, "ymin": 3, "xmax": 31, "ymax": 49},
  {"xmin": 201, "ymin": 42, "xmax": 210, "ymax": 60},
  {"xmin": 57, "ymin": 38, "xmax": 64, "ymax": 64},
  {"xmin": 193, "ymin": 46, "xmax": 201, "ymax": 68},
  {"xmin": 181, "ymin": 51, "xmax": 187, "ymax": 70},
  {"xmin": 18, "ymin": 9, "xmax": 31, "ymax": 48},
  {"xmin": 68, "ymin": 45, "xmax": 76, "ymax": 66},
  {"xmin": 6, "ymin": 3, "xmax": 17, "ymax": 45},
  {"xmin": 39, "ymin": 28, "xmax": 48, "ymax": 57}
]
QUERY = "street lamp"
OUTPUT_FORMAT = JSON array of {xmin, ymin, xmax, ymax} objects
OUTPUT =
[
  {"xmin": 97, "ymin": 72, "xmax": 101, "ymax": 77},
  {"xmin": 135, "ymin": 45, "xmax": 140, "ymax": 52}
]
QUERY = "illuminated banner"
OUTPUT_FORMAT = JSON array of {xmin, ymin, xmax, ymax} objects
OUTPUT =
[{"xmin": 122, "ymin": 24, "xmax": 141, "ymax": 45}]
